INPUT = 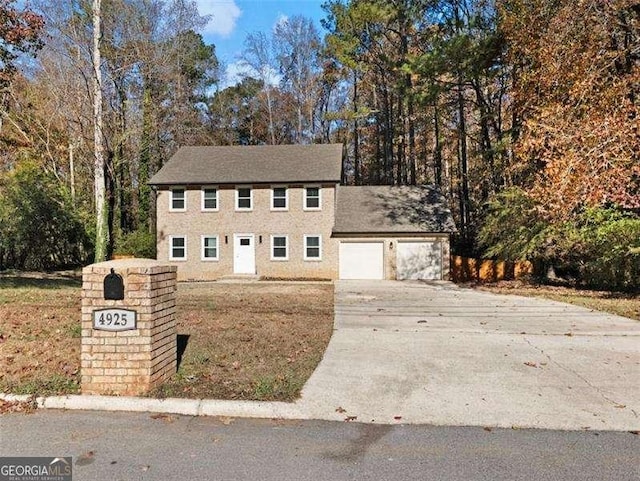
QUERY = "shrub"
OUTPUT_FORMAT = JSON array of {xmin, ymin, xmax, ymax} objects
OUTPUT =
[
  {"xmin": 573, "ymin": 208, "xmax": 640, "ymax": 291},
  {"xmin": 0, "ymin": 162, "xmax": 92, "ymax": 270},
  {"xmin": 479, "ymin": 188, "xmax": 640, "ymax": 291},
  {"xmin": 114, "ymin": 229, "xmax": 156, "ymax": 259}
]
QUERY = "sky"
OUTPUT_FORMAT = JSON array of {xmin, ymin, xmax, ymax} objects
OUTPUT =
[{"xmin": 194, "ymin": 0, "xmax": 328, "ymax": 86}]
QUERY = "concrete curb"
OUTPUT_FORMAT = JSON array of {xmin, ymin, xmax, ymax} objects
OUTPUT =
[
  {"xmin": 1, "ymin": 393, "xmax": 306, "ymax": 420},
  {"xmin": 3, "ymin": 393, "xmax": 639, "ymax": 431}
]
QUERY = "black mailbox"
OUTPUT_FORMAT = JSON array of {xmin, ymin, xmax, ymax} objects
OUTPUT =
[{"xmin": 103, "ymin": 268, "xmax": 124, "ymax": 300}]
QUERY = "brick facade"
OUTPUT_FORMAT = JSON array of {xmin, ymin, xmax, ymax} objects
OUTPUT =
[
  {"xmin": 156, "ymin": 184, "xmax": 339, "ymax": 281},
  {"xmin": 81, "ymin": 259, "xmax": 177, "ymax": 396}
]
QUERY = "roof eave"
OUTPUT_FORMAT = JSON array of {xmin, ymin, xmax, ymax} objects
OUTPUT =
[
  {"xmin": 331, "ymin": 230, "xmax": 454, "ymax": 237},
  {"xmin": 148, "ymin": 179, "xmax": 341, "ymax": 186}
]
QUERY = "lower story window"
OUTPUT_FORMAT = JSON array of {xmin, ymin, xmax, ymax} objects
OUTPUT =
[
  {"xmin": 304, "ymin": 235, "xmax": 322, "ymax": 260},
  {"xmin": 202, "ymin": 236, "xmax": 219, "ymax": 260},
  {"xmin": 170, "ymin": 236, "xmax": 186, "ymax": 260},
  {"xmin": 271, "ymin": 235, "xmax": 288, "ymax": 260}
]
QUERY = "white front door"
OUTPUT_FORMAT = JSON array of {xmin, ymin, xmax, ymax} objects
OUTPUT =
[{"xmin": 233, "ymin": 234, "xmax": 255, "ymax": 274}]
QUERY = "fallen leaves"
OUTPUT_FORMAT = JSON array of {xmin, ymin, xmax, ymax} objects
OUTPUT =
[
  {"xmin": 75, "ymin": 451, "xmax": 95, "ymax": 466},
  {"xmin": 218, "ymin": 416, "xmax": 234, "ymax": 426},
  {"xmin": 150, "ymin": 413, "xmax": 175, "ymax": 423},
  {"xmin": 0, "ymin": 397, "xmax": 38, "ymax": 414}
]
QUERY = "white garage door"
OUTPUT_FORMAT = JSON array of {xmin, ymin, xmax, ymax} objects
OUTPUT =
[
  {"xmin": 339, "ymin": 242, "xmax": 384, "ymax": 280},
  {"xmin": 396, "ymin": 241, "xmax": 442, "ymax": 280}
]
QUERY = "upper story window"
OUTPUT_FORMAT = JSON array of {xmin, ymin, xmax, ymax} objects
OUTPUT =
[
  {"xmin": 201, "ymin": 187, "xmax": 218, "ymax": 211},
  {"xmin": 170, "ymin": 187, "xmax": 186, "ymax": 211},
  {"xmin": 169, "ymin": 235, "xmax": 186, "ymax": 260},
  {"xmin": 304, "ymin": 186, "xmax": 321, "ymax": 210},
  {"xmin": 271, "ymin": 186, "xmax": 288, "ymax": 210},
  {"xmin": 236, "ymin": 186, "xmax": 253, "ymax": 211}
]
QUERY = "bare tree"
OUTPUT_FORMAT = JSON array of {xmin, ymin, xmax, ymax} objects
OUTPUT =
[
  {"xmin": 92, "ymin": 0, "xmax": 108, "ymax": 261},
  {"xmin": 241, "ymin": 32, "xmax": 277, "ymax": 145},
  {"xmin": 274, "ymin": 16, "xmax": 321, "ymax": 143}
]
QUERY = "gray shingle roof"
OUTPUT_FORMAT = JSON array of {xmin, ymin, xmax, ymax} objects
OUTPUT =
[
  {"xmin": 333, "ymin": 185, "xmax": 457, "ymax": 234},
  {"xmin": 148, "ymin": 144, "xmax": 343, "ymax": 185}
]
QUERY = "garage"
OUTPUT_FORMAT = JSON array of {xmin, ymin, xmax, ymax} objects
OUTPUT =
[
  {"xmin": 333, "ymin": 185, "xmax": 456, "ymax": 281},
  {"xmin": 396, "ymin": 241, "xmax": 442, "ymax": 280},
  {"xmin": 339, "ymin": 242, "xmax": 384, "ymax": 279}
]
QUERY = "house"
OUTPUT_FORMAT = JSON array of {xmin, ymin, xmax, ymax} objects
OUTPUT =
[{"xmin": 148, "ymin": 144, "xmax": 456, "ymax": 281}]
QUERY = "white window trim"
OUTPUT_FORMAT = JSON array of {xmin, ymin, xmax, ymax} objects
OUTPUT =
[
  {"xmin": 304, "ymin": 234, "xmax": 322, "ymax": 261},
  {"xmin": 270, "ymin": 185, "xmax": 289, "ymax": 211},
  {"xmin": 235, "ymin": 185, "xmax": 253, "ymax": 211},
  {"xmin": 303, "ymin": 185, "xmax": 322, "ymax": 211},
  {"xmin": 169, "ymin": 187, "xmax": 187, "ymax": 212},
  {"xmin": 270, "ymin": 235, "xmax": 289, "ymax": 261},
  {"xmin": 169, "ymin": 235, "xmax": 187, "ymax": 261},
  {"xmin": 201, "ymin": 186, "xmax": 219, "ymax": 212},
  {"xmin": 201, "ymin": 235, "xmax": 219, "ymax": 261}
]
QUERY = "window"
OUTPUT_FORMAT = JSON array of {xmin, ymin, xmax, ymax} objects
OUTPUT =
[
  {"xmin": 271, "ymin": 235, "xmax": 288, "ymax": 260},
  {"xmin": 169, "ymin": 236, "xmax": 186, "ymax": 260},
  {"xmin": 201, "ymin": 187, "xmax": 218, "ymax": 211},
  {"xmin": 201, "ymin": 236, "xmax": 219, "ymax": 261},
  {"xmin": 236, "ymin": 186, "xmax": 252, "ymax": 210},
  {"xmin": 271, "ymin": 186, "xmax": 288, "ymax": 210},
  {"xmin": 304, "ymin": 186, "xmax": 321, "ymax": 210},
  {"xmin": 170, "ymin": 187, "xmax": 186, "ymax": 211},
  {"xmin": 304, "ymin": 235, "xmax": 322, "ymax": 260}
]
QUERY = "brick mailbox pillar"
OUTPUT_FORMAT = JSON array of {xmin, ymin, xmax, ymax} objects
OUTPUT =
[{"xmin": 81, "ymin": 259, "xmax": 178, "ymax": 396}]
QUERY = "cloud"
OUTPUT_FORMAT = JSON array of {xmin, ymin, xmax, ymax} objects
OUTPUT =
[
  {"xmin": 273, "ymin": 13, "xmax": 288, "ymax": 32},
  {"xmin": 223, "ymin": 60, "xmax": 250, "ymax": 87},
  {"xmin": 196, "ymin": 0, "xmax": 242, "ymax": 37},
  {"xmin": 221, "ymin": 60, "xmax": 282, "ymax": 88}
]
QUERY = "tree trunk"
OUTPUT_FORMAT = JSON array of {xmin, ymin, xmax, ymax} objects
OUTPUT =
[
  {"xmin": 353, "ymin": 71, "xmax": 360, "ymax": 185},
  {"xmin": 266, "ymin": 87, "xmax": 276, "ymax": 145},
  {"xmin": 457, "ymin": 81, "xmax": 470, "ymax": 242},
  {"xmin": 407, "ymin": 87, "xmax": 416, "ymax": 185},
  {"xmin": 92, "ymin": 0, "xmax": 108, "ymax": 262},
  {"xmin": 473, "ymin": 80, "xmax": 496, "ymax": 198},
  {"xmin": 69, "ymin": 141, "xmax": 75, "ymax": 202},
  {"xmin": 433, "ymin": 102, "xmax": 442, "ymax": 187}
]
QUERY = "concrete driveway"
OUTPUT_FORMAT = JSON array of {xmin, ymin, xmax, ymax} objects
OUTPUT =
[{"xmin": 299, "ymin": 281, "xmax": 640, "ymax": 431}]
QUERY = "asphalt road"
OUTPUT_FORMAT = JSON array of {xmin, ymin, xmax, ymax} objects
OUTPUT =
[{"xmin": 1, "ymin": 410, "xmax": 638, "ymax": 481}]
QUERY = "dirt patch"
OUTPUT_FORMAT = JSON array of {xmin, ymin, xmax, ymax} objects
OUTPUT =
[
  {"xmin": 0, "ymin": 276, "xmax": 83, "ymax": 396},
  {"xmin": 152, "ymin": 282, "xmax": 334, "ymax": 401},
  {"xmin": 470, "ymin": 280, "xmax": 640, "ymax": 321},
  {"xmin": 0, "ymin": 277, "xmax": 334, "ymax": 401}
]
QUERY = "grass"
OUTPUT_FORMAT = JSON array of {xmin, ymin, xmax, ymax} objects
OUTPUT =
[
  {"xmin": 150, "ymin": 283, "xmax": 334, "ymax": 401},
  {"xmin": 473, "ymin": 280, "xmax": 640, "ymax": 321},
  {"xmin": 0, "ymin": 275, "xmax": 334, "ymax": 401},
  {"xmin": 0, "ymin": 276, "xmax": 82, "ymax": 396}
]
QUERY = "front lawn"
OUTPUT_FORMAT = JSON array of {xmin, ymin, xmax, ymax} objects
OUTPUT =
[
  {"xmin": 472, "ymin": 280, "xmax": 639, "ymax": 321},
  {"xmin": 0, "ymin": 275, "xmax": 334, "ymax": 401},
  {"xmin": 152, "ymin": 282, "xmax": 334, "ymax": 401}
]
